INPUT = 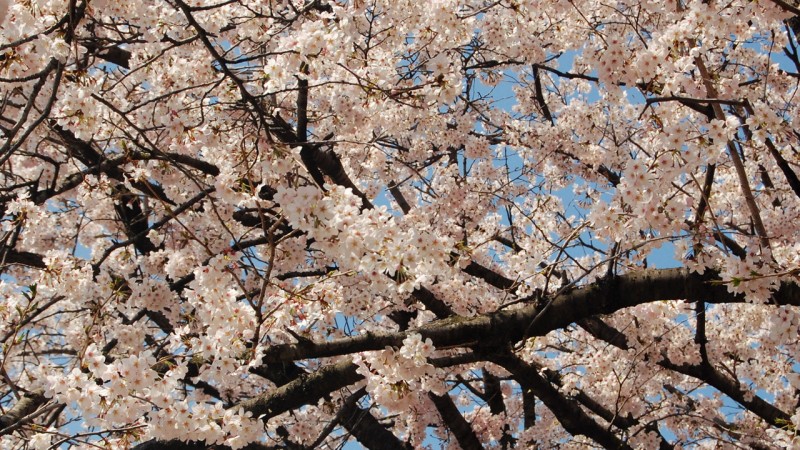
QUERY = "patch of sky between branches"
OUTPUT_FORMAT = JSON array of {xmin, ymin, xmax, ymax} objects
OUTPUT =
[{"xmin": 473, "ymin": 53, "xmax": 679, "ymax": 270}]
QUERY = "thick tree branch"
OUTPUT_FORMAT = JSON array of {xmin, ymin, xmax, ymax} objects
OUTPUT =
[
  {"xmin": 0, "ymin": 249, "xmax": 46, "ymax": 268},
  {"xmin": 388, "ymin": 180, "xmax": 412, "ymax": 214},
  {"xmin": 768, "ymin": 0, "xmax": 800, "ymax": 15},
  {"xmin": 760, "ymin": 128, "xmax": 800, "ymax": 202},
  {"xmin": 429, "ymin": 392, "xmax": 485, "ymax": 450},
  {"xmin": 51, "ymin": 125, "xmax": 173, "ymax": 205},
  {"xmin": 339, "ymin": 388, "xmax": 411, "ymax": 450},
  {"xmin": 236, "ymin": 359, "xmax": 361, "ymax": 421},
  {"xmin": 488, "ymin": 351, "xmax": 633, "ymax": 450},
  {"xmin": 80, "ymin": 40, "xmax": 132, "ymax": 68},
  {"xmin": 260, "ymin": 268, "xmax": 800, "ymax": 364},
  {"xmin": 532, "ymin": 66, "xmax": 554, "ymax": 125},
  {"xmin": 463, "ymin": 260, "xmax": 517, "ymax": 291},
  {"xmin": 0, "ymin": 390, "xmax": 47, "ymax": 435}
]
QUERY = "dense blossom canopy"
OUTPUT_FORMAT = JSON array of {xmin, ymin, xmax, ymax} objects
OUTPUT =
[{"xmin": 1, "ymin": 0, "xmax": 800, "ymax": 448}]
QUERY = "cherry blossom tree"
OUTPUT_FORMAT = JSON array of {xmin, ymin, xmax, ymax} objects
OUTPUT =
[{"xmin": 2, "ymin": 0, "xmax": 800, "ymax": 448}]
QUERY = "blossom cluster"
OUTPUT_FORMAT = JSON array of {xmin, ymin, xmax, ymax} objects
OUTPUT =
[
  {"xmin": 354, "ymin": 333, "xmax": 445, "ymax": 413},
  {"xmin": 2, "ymin": 0, "xmax": 800, "ymax": 448}
]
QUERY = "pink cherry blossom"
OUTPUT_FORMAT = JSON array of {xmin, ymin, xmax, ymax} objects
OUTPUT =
[{"xmin": 2, "ymin": 0, "xmax": 800, "ymax": 449}]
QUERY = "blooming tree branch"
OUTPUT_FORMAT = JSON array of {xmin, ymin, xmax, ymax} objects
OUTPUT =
[{"xmin": 2, "ymin": 0, "xmax": 800, "ymax": 448}]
